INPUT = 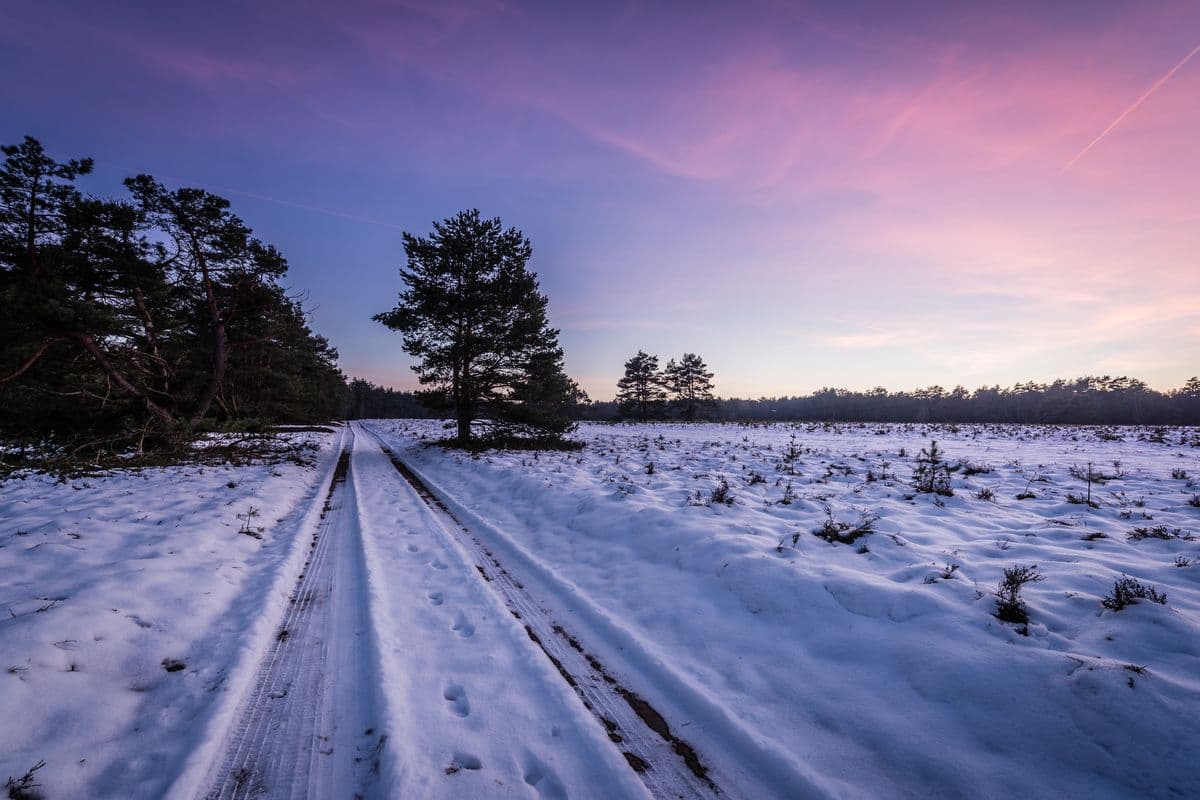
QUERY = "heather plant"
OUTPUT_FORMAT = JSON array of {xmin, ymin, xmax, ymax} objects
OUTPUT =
[
  {"xmin": 812, "ymin": 507, "xmax": 878, "ymax": 545},
  {"xmin": 994, "ymin": 564, "xmax": 1043, "ymax": 624},
  {"xmin": 1102, "ymin": 576, "xmax": 1167, "ymax": 611},
  {"xmin": 709, "ymin": 477, "xmax": 735, "ymax": 506},
  {"xmin": 1127, "ymin": 525, "xmax": 1192, "ymax": 541}
]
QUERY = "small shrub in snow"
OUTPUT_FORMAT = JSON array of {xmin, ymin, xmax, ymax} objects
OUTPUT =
[
  {"xmin": 1069, "ymin": 463, "xmax": 1114, "ymax": 483},
  {"xmin": 776, "ymin": 530, "xmax": 803, "ymax": 552},
  {"xmin": 1102, "ymin": 576, "xmax": 1167, "ymax": 611},
  {"xmin": 1065, "ymin": 492, "xmax": 1099, "ymax": 509},
  {"xmin": 1127, "ymin": 525, "xmax": 1192, "ymax": 541},
  {"xmin": 1171, "ymin": 468, "xmax": 1189, "ymax": 480},
  {"xmin": 709, "ymin": 477, "xmax": 735, "ymax": 505},
  {"xmin": 973, "ymin": 486, "xmax": 995, "ymax": 502},
  {"xmin": 237, "ymin": 506, "xmax": 264, "ymax": 539},
  {"xmin": 925, "ymin": 563, "xmax": 960, "ymax": 583},
  {"xmin": 1067, "ymin": 462, "xmax": 1108, "ymax": 508},
  {"xmin": 1188, "ymin": 494, "xmax": 1200, "ymax": 508},
  {"xmin": 1081, "ymin": 531, "xmax": 1107, "ymax": 541},
  {"xmin": 645, "ymin": 462, "xmax": 655, "ymax": 475},
  {"xmin": 1015, "ymin": 472, "xmax": 1041, "ymax": 500},
  {"xmin": 994, "ymin": 564, "xmax": 1043, "ymax": 625},
  {"xmin": 961, "ymin": 461, "xmax": 993, "ymax": 476},
  {"xmin": 4, "ymin": 760, "xmax": 45, "ymax": 800},
  {"xmin": 778, "ymin": 479, "xmax": 797, "ymax": 505},
  {"xmin": 912, "ymin": 441, "xmax": 953, "ymax": 496},
  {"xmin": 1174, "ymin": 556, "xmax": 1193, "ymax": 568},
  {"xmin": 780, "ymin": 434, "xmax": 802, "ymax": 475},
  {"xmin": 746, "ymin": 470, "xmax": 766, "ymax": 486},
  {"xmin": 812, "ymin": 509, "xmax": 878, "ymax": 545}
]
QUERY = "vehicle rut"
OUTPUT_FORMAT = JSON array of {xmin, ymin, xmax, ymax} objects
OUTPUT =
[
  {"xmin": 203, "ymin": 428, "xmax": 384, "ymax": 800},
  {"xmin": 360, "ymin": 425, "xmax": 725, "ymax": 800}
]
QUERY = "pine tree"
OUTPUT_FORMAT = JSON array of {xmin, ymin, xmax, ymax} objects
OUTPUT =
[
  {"xmin": 125, "ymin": 175, "xmax": 289, "ymax": 424},
  {"xmin": 615, "ymin": 350, "xmax": 666, "ymax": 422},
  {"xmin": 0, "ymin": 135, "xmax": 92, "ymax": 276},
  {"xmin": 912, "ymin": 440, "xmax": 954, "ymax": 496},
  {"xmin": 1, "ymin": 136, "xmax": 350, "ymax": 451},
  {"xmin": 504, "ymin": 349, "xmax": 587, "ymax": 440},
  {"xmin": 373, "ymin": 209, "xmax": 575, "ymax": 445},
  {"xmin": 664, "ymin": 352, "xmax": 715, "ymax": 421}
]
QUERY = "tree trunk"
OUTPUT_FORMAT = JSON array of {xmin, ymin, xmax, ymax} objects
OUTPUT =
[
  {"xmin": 132, "ymin": 286, "xmax": 170, "ymax": 397},
  {"xmin": 457, "ymin": 362, "xmax": 473, "ymax": 442},
  {"xmin": 190, "ymin": 242, "xmax": 228, "ymax": 424},
  {"xmin": 26, "ymin": 169, "xmax": 41, "ymax": 276},
  {"xmin": 72, "ymin": 333, "xmax": 175, "ymax": 426}
]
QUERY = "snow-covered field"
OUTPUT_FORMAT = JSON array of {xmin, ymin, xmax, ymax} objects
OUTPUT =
[
  {"xmin": 376, "ymin": 420, "xmax": 1200, "ymax": 800},
  {"xmin": 3, "ymin": 419, "xmax": 1198, "ymax": 799},
  {"xmin": 0, "ymin": 429, "xmax": 344, "ymax": 799}
]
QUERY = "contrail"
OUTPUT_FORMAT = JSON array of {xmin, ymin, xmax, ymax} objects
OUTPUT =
[
  {"xmin": 105, "ymin": 160, "xmax": 407, "ymax": 230},
  {"xmin": 1063, "ymin": 41, "xmax": 1200, "ymax": 171},
  {"xmin": 200, "ymin": 185, "xmax": 408, "ymax": 230}
]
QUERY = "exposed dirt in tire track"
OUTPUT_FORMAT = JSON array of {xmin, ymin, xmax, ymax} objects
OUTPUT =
[{"xmin": 361, "ymin": 426, "xmax": 724, "ymax": 799}]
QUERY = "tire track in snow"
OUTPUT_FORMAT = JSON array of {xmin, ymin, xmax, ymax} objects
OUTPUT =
[
  {"xmin": 203, "ymin": 428, "xmax": 386, "ymax": 799},
  {"xmin": 359, "ymin": 425, "xmax": 725, "ymax": 800}
]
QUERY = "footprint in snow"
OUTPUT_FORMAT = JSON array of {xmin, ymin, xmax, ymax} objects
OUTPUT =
[
  {"xmin": 443, "ymin": 684, "xmax": 470, "ymax": 717},
  {"xmin": 428, "ymin": 591, "xmax": 444, "ymax": 606},
  {"xmin": 446, "ymin": 751, "xmax": 482, "ymax": 774},
  {"xmin": 450, "ymin": 611, "xmax": 475, "ymax": 638},
  {"xmin": 523, "ymin": 753, "xmax": 567, "ymax": 799},
  {"xmin": 429, "ymin": 558, "xmax": 448, "ymax": 570},
  {"xmin": 407, "ymin": 543, "xmax": 420, "ymax": 553}
]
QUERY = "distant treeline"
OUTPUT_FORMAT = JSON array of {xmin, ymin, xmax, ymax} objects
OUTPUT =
[
  {"xmin": 361, "ymin": 376, "xmax": 1200, "ymax": 426},
  {"xmin": 346, "ymin": 379, "xmax": 432, "ymax": 419}
]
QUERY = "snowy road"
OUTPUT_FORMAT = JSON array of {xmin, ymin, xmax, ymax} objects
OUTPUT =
[
  {"xmin": 191, "ymin": 423, "xmax": 711, "ymax": 799},
  {"xmin": 359, "ymin": 424, "xmax": 727, "ymax": 799},
  {"xmin": 201, "ymin": 432, "xmax": 384, "ymax": 799}
]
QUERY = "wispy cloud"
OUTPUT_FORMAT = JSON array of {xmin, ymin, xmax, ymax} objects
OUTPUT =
[{"xmin": 8, "ymin": 0, "xmax": 1198, "ymax": 395}]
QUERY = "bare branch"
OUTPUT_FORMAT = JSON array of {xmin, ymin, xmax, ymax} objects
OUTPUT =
[{"xmin": 0, "ymin": 337, "xmax": 65, "ymax": 383}]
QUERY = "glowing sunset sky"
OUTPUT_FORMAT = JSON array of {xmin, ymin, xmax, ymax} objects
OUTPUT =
[{"xmin": 4, "ymin": 1, "xmax": 1197, "ymax": 398}]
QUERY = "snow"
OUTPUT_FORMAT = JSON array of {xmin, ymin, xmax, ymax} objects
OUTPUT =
[
  {"xmin": 0, "ymin": 429, "xmax": 344, "ymax": 799},
  {"xmin": 3, "ymin": 418, "xmax": 1198, "ymax": 798},
  {"xmin": 372, "ymin": 420, "xmax": 1200, "ymax": 799},
  {"xmin": 1, "ymin": 423, "xmax": 650, "ymax": 800},
  {"xmin": 348, "ymin": 428, "xmax": 649, "ymax": 798}
]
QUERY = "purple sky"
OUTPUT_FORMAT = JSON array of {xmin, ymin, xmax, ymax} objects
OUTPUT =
[{"xmin": 4, "ymin": 1, "xmax": 1198, "ymax": 398}]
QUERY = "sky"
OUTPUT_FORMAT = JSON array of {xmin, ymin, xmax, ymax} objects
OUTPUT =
[{"xmin": 2, "ymin": 0, "xmax": 1197, "ymax": 399}]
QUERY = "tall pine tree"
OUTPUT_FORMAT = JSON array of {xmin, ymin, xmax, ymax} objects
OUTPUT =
[
  {"xmin": 615, "ymin": 350, "xmax": 666, "ymax": 422},
  {"xmin": 664, "ymin": 352, "xmax": 715, "ymax": 421},
  {"xmin": 374, "ymin": 209, "xmax": 577, "ymax": 445}
]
